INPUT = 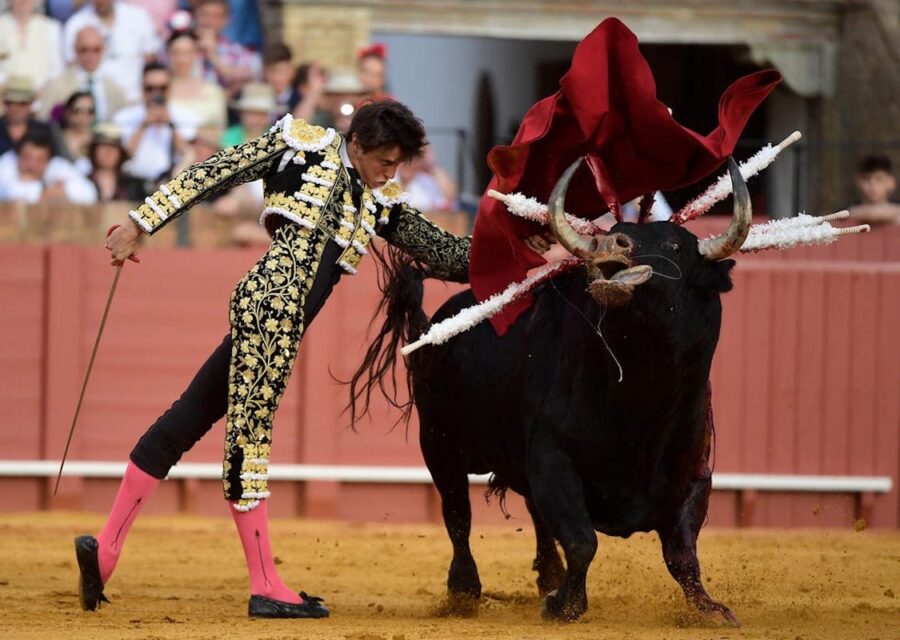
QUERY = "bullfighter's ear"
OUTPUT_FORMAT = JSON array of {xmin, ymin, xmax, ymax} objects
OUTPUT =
[{"xmin": 693, "ymin": 258, "xmax": 736, "ymax": 293}]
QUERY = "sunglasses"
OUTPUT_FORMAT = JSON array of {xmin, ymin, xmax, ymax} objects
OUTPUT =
[
  {"xmin": 4, "ymin": 99, "xmax": 31, "ymax": 106},
  {"xmin": 143, "ymin": 84, "xmax": 169, "ymax": 93},
  {"xmin": 76, "ymin": 46, "xmax": 103, "ymax": 53},
  {"xmin": 71, "ymin": 106, "xmax": 96, "ymax": 115}
]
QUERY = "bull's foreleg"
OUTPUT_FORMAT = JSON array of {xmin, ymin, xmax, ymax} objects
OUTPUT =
[
  {"xmin": 528, "ymin": 443, "xmax": 596, "ymax": 622},
  {"xmin": 659, "ymin": 475, "xmax": 740, "ymax": 627},
  {"xmin": 525, "ymin": 497, "xmax": 565, "ymax": 596}
]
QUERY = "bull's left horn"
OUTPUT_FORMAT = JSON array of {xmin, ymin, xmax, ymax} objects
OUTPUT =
[
  {"xmin": 698, "ymin": 157, "xmax": 752, "ymax": 261},
  {"xmin": 548, "ymin": 157, "xmax": 598, "ymax": 258}
]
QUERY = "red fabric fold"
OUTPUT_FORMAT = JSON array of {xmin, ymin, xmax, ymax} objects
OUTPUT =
[{"xmin": 469, "ymin": 17, "xmax": 781, "ymax": 335}]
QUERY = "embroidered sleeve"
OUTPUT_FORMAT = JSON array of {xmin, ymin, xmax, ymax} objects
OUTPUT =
[
  {"xmin": 128, "ymin": 127, "xmax": 289, "ymax": 235},
  {"xmin": 381, "ymin": 204, "xmax": 471, "ymax": 283}
]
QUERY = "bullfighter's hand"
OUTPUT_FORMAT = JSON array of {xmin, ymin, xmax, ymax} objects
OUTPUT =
[
  {"xmin": 106, "ymin": 220, "xmax": 142, "ymax": 266},
  {"xmin": 525, "ymin": 231, "xmax": 556, "ymax": 254}
]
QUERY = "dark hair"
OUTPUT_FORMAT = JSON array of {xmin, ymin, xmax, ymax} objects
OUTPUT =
[
  {"xmin": 88, "ymin": 138, "xmax": 126, "ymax": 172},
  {"xmin": 61, "ymin": 91, "xmax": 95, "ymax": 128},
  {"xmin": 16, "ymin": 128, "xmax": 55, "ymax": 156},
  {"xmin": 264, "ymin": 42, "xmax": 292, "ymax": 67},
  {"xmin": 142, "ymin": 61, "xmax": 168, "ymax": 78},
  {"xmin": 195, "ymin": 0, "xmax": 228, "ymax": 10},
  {"xmin": 166, "ymin": 29, "xmax": 198, "ymax": 49},
  {"xmin": 857, "ymin": 154, "xmax": 893, "ymax": 175},
  {"xmin": 347, "ymin": 100, "xmax": 427, "ymax": 160},
  {"xmin": 293, "ymin": 63, "xmax": 313, "ymax": 88}
]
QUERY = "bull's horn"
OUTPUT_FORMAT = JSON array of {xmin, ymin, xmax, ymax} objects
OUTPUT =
[
  {"xmin": 698, "ymin": 157, "xmax": 752, "ymax": 260},
  {"xmin": 548, "ymin": 157, "xmax": 598, "ymax": 258}
]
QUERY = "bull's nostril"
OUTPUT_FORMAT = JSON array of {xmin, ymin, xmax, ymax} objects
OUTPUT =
[{"xmin": 616, "ymin": 236, "xmax": 632, "ymax": 249}]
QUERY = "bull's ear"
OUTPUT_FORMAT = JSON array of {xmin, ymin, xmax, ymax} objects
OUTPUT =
[{"xmin": 693, "ymin": 258, "xmax": 736, "ymax": 293}]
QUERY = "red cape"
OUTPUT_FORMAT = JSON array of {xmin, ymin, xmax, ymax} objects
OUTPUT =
[{"xmin": 469, "ymin": 18, "xmax": 781, "ymax": 335}]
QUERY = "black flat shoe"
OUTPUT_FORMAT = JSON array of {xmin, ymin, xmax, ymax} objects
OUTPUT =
[
  {"xmin": 74, "ymin": 535, "xmax": 109, "ymax": 611},
  {"xmin": 248, "ymin": 592, "xmax": 329, "ymax": 619}
]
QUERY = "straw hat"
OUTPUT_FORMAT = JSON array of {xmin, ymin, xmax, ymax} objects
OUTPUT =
[
  {"xmin": 3, "ymin": 75, "xmax": 36, "ymax": 102},
  {"xmin": 324, "ymin": 69, "xmax": 366, "ymax": 95},
  {"xmin": 92, "ymin": 123, "xmax": 125, "ymax": 148},
  {"xmin": 233, "ymin": 82, "xmax": 276, "ymax": 113}
]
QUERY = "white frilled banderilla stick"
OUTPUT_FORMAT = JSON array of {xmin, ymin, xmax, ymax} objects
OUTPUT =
[
  {"xmin": 670, "ymin": 131, "xmax": 803, "ymax": 224},
  {"xmin": 738, "ymin": 210, "xmax": 870, "ymax": 252},
  {"xmin": 401, "ymin": 258, "xmax": 579, "ymax": 356}
]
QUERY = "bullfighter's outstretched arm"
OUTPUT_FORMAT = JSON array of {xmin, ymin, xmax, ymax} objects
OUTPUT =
[
  {"xmin": 128, "ymin": 128, "xmax": 289, "ymax": 235},
  {"xmin": 380, "ymin": 203, "xmax": 471, "ymax": 283}
]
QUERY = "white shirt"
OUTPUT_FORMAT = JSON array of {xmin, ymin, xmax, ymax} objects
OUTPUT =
[
  {"xmin": 0, "ymin": 150, "xmax": 97, "ymax": 205},
  {"xmin": 113, "ymin": 103, "xmax": 199, "ymax": 181},
  {"xmin": 0, "ymin": 14, "xmax": 64, "ymax": 91},
  {"xmin": 63, "ymin": 3, "xmax": 161, "ymax": 102}
]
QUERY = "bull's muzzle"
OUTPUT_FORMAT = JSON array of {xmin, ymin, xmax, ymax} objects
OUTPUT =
[{"xmin": 546, "ymin": 159, "xmax": 652, "ymax": 306}]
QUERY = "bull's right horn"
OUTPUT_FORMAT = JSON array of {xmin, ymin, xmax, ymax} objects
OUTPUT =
[
  {"xmin": 548, "ymin": 157, "xmax": 598, "ymax": 258},
  {"xmin": 698, "ymin": 157, "xmax": 752, "ymax": 261}
]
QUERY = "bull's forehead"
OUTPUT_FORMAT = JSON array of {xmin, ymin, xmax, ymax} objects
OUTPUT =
[{"xmin": 610, "ymin": 221, "xmax": 698, "ymax": 248}]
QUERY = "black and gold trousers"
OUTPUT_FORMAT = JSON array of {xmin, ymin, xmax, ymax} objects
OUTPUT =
[{"xmin": 223, "ymin": 221, "xmax": 330, "ymax": 511}]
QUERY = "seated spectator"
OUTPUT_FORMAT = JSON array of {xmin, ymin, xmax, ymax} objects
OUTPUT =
[
  {"xmin": 124, "ymin": 0, "xmax": 179, "ymax": 37},
  {"xmin": 0, "ymin": 0, "xmax": 64, "ymax": 92},
  {"xmin": 167, "ymin": 30, "xmax": 228, "ymax": 129},
  {"xmin": 291, "ymin": 62, "xmax": 325, "ymax": 123},
  {"xmin": 220, "ymin": 0, "xmax": 262, "ymax": 51},
  {"xmin": 63, "ymin": 0, "xmax": 162, "ymax": 103},
  {"xmin": 262, "ymin": 42, "xmax": 297, "ymax": 115},
  {"xmin": 194, "ymin": 0, "xmax": 261, "ymax": 99},
  {"xmin": 112, "ymin": 62, "xmax": 198, "ymax": 183},
  {"xmin": 356, "ymin": 43, "xmax": 392, "ymax": 102},
  {"xmin": 313, "ymin": 69, "xmax": 367, "ymax": 134},
  {"xmin": 87, "ymin": 123, "xmax": 146, "ymax": 201},
  {"xmin": 0, "ymin": 75, "xmax": 61, "ymax": 156},
  {"xmin": 397, "ymin": 145, "xmax": 458, "ymax": 212},
  {"xmin": 40, "ymin": 25, "xmax": 129, "ymax": 123},
  {"xmin": 849, "ymin": 154, "xmax": 900, "ymax": 225},
  {"xmin": 0, "ymin": 128, "xmax": 97, "ymax": 204},
  {"xmin": 58, "ymin": 91, "xmax": 96, "ymax": 174},
  {"xmin": 223, "ymin": 82, "xmax": 274, "ymax": 147}
]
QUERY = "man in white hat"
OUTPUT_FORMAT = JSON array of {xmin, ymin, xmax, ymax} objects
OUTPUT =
[
  {"xmin": 223, "ymin": 82, "xmax": 276, "ymax": 148},
  {"xmin": 314, "ymin": 68, "xmax": 367, "ymax": 133},
  {"xmin": 0, "ymin": 75, "xmax": 61, "ymax": 156}
]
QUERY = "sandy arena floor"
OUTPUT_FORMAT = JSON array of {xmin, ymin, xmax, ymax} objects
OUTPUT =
[{"xmin": 0, "ymin": 513, "xmax": 896, "ymax": 640}]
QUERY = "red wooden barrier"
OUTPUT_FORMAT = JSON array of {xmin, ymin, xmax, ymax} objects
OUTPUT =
[{"xmin": 0, "ymin": 236, "xmax": 897, "ymax": 527}]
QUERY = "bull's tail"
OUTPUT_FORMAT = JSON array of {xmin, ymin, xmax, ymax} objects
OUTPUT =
[{"xmin": 346, "ymin": 244, "xmax": 430, "ymax": 431}]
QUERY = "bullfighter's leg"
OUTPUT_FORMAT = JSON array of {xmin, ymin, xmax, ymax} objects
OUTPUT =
[
  {"xmin": 420, "ymin": 424, "xmax": 481, "ymax": 609},
  {"xmin": 528, "ymin": 438, "xmax": 596, "ymax": 622},
  {"xmin": 525, "ymin": 496, "xmax": 565, "ymax": 597},
  {"xmin": 659, "ymin": 472, "xmax": 739, "ymax": 627}
]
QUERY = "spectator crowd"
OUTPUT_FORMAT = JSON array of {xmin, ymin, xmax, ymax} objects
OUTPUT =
[{"xmin": 0, "ymin": 0, "xmax": 460, "ymax": 241}]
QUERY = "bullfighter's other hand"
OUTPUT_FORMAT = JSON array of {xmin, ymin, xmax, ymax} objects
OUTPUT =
[
  {"xmin": 525, "ymin": 231, "xmax": 556, "ymax": 254},
  {"xmin": 106, "ymin": 220, "xmax": 142, "ymax": 266}
]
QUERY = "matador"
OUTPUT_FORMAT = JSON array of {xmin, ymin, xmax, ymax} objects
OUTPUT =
[{"xmin": 76, "ymin": 101, "xmax": 470, "ymax": 619}]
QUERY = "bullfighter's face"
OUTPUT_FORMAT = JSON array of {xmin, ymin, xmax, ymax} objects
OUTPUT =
[{"xmin": 348, "ymin": 138, "xmax": 405, "ymax": 190}]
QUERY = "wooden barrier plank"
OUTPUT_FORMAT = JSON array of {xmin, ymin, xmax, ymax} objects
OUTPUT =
[
  {"xmin": 0, "ymin": 246, "xmax": 46, "ymax": 463},
  {"xmin": 741, "ymin": 269, "xmax": 773, "ymax": 473},
  {"xmin": 820, "ymin": 273, "xmax": 853, "ymax": 475},
  {"xmin": 769, "ymin": 271, "xmax": 800, "ymax": 473},
  {"xmin": 847, "ymin": 272, "xmax": 879, "ymax": 475},
  {"xmin": 873, "ymin": 271, "xmax": 900, "ymax": 527},
  {"xmin": 794, "ymin": 270, "xmax": 827, "ymax": 475}
]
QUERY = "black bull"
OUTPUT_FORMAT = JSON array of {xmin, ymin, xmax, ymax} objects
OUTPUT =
[{"xmin": 352, "ymin": 159, "xmax": 751, "ymax": 625}]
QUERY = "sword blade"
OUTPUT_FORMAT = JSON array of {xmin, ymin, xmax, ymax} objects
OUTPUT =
[{"xmin": 54, "ymin": 264, "xmax": 123, "ymax": 496}]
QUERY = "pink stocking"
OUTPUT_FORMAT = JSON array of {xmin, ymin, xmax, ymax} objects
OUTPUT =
[{"xmin": 231, "ymin": 500, "xmax": 301, "ymax": 603}]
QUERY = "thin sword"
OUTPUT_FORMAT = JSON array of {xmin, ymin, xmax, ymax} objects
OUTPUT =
[{"xmin": 54, "ymin": 224, "xmax": 138, "ymax": 495}]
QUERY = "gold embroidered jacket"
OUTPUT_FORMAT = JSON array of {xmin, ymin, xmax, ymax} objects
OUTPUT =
[{"xmin": 128, "ymin": 115, "xmax": 470, "ymax": 282}]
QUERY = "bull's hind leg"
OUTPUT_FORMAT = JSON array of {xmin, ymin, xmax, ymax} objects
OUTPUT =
[
  {"xmin": 528, "ymin": 440, "xmax": 596, "ymax": 622},
  {"xmin": 525, "ymin": 497, "xmax": 565, "ymax": 597},
  {"xmin": 659, "ymin": 474, "xmax": 739, "ymax": 627},
  {"xmin": 421, "ymin": 427, "xmax": 481, "ymax": 614}
]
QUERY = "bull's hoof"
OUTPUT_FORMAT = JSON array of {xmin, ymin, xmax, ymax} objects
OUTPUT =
[
  {"xmin": 677, "ymin": 600, "xmax": 740, "ymax": 628},
  {"xmin": 541, "ymin": 589, "xmax": 587, "ymax": 622},
  {"xmin": 433, "ymin": 591, "xmax": 480, "ymax": 618},
  {"xmin": 533, "ymin": 558, "xmax": 565, "ymax": 597}
]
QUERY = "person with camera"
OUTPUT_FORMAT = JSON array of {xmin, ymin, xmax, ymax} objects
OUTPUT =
[{"xmin": 111, "ymin": 62, "xmax": 199, "ymax": 189}]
